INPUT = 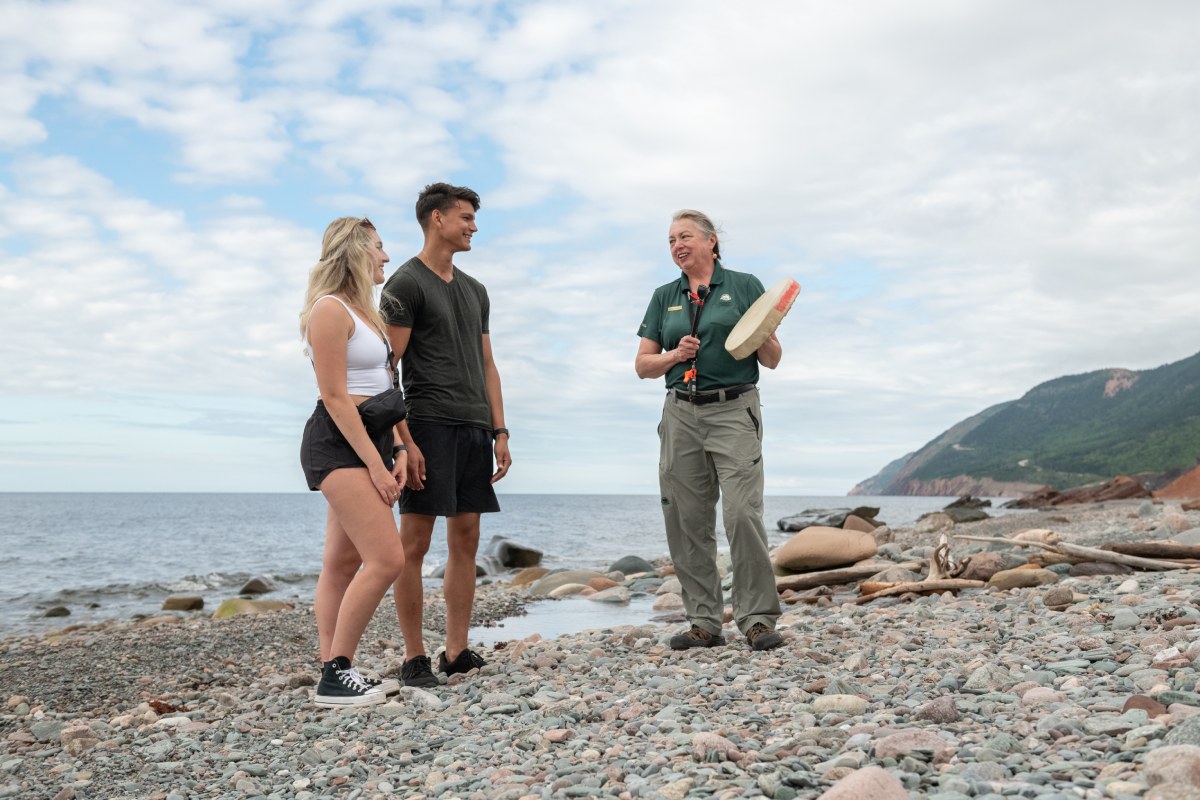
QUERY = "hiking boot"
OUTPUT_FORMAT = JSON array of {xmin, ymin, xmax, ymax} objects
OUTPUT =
[
  {"xmin": 669, "ymin": 625, "xmax": 726, "ymax": 651},
  {"xmin": 400, "ymin": 655, "xmax": 440, "ymax": 688},
  {"xmin": 314, "ymin": 656, "xmax": 388, "ymax": 707},
  {"xmin": 746, "ymin": 622, "xmax": 784, "ymax": 652},
  {"xmin": 437, "ymin": 648, "xmax": 487, "ymax": 676}
]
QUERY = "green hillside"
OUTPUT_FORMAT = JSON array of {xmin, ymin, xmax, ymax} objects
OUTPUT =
[{"xmin": 857, "ymin": 350, "xmax": 1200, "ymax": 493}]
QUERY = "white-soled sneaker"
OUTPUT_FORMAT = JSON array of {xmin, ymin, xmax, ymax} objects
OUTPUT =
[
  {"xmin": 314, "ymin": 656, "xmax": 388, "ymax": 707},
  {"xmin": 360, "ymin": 673, "xmax": 400, "ymax": 696}
]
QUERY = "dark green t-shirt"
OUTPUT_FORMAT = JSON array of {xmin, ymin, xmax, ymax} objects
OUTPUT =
[
  {"xmin": 380, "ymin": 257, "xmax": 492, "ymax": 428},
  {"xmin": 637, "ymin": 262, "xmax": 764, "ymax": 391}
]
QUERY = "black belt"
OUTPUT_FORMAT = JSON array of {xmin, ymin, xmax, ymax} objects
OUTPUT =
[{"xmin": 673, "ymin": 384, "xmax": 755, "ymax": 405}]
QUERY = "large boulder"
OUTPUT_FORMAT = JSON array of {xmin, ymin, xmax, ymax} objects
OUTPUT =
[
  {"xmin": 1006, "ymin": 476, "xmax": 1152, "ymax": 508},
  {"xmin": 841, "ymin": 514, "xmax": 878, "ymax": 533},
  {"xmin": 1003, "ymin": 486, "xmax": 1060, "ymax": 509},
  {"xmin": 946, "ymin": 495, "xmax": 992, "ymax": 509},
  {"xmin": 777, "ymin": 506, "xmax": 881, "ymax": 532},
  {"xmin": 942, "ymin": 506, "xmax": 990, "ymax": 524},
  {"xmin": 988, "ymin": 567, "xmax": 1059, "ymax": 590},
  {"xmin": 773, "ymin": 526, "xmax": 877, "ymax": 572},
  {"xmin": 914, "ymin": 512, "xmax": 954, "ymax": 533},
  {"xmin": 959, "ymin": 551, "xmax": 1027, "ymax": 581},
  {"xmin": 510, "ymin": 567, "xmax": 551, "ymax": 587},
  {"xmin": 239, "ymin": 576, "xmax": 276, "ymax": 595},
  {"xmin": 529, "ymin": 569, "xmax": 611, "ymax": 597},
  {"xmin": 212, "ymin": 599, "xmax": 293, "ymax": 619},
  {"xmin": 588, "ymin": 586, "xmax": 631, "ymax": 604},
  {"xmin": 483, "ymin": 535, "xmax": 543, "ymax": 569},
  {"xmin": 162, "ymin": 595, "xmax": 204, "ymax": 611},
  {"xmin": 609, "ymin": 555, "xmax": 656, "ymax": 575}
]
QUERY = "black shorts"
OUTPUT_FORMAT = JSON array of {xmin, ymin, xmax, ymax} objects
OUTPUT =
[
  {"xmin": 300, "ymin": 401, "xmax": 394, "ymax": 491},
  {"xmin": 400, "ymin": 423, "xmax": 500, "ymax": 517}
]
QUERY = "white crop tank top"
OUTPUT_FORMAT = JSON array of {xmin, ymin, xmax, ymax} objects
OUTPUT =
[{"xmin": 307, "ymin": 295, "xmax": 392, "ymax": 396}]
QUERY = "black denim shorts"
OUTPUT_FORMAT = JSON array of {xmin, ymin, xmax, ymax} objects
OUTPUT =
[{"xmin": 300, "ymin": 401, "xmax": 394, "ymax": 491}]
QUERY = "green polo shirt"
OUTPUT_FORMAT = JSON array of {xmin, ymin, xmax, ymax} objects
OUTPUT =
[{"xmin": 637, "ymin": 261, "xmax": 765, "ymax": 391}]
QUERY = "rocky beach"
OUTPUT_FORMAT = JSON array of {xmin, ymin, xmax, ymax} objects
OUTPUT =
[{"xmin": 6, "ymin": 500, "xmax": 1200, "ymax": 799}]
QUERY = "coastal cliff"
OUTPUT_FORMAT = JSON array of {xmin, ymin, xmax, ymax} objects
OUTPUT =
[{"xmin": 852, "ymin": 350, "xmax": 1200, "ymax": 496}]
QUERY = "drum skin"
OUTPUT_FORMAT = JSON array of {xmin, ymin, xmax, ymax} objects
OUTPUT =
[{"xmin": 725, "ymin": 277, "xmax": 801, "ymax": 360}]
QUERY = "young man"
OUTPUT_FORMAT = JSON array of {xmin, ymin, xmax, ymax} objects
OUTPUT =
[{"xmin": 380, "ymin": 183, "xmax": 512, "ymax": 687}]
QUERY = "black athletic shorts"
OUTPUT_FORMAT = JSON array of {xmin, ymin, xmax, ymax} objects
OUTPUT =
[
  {"xmin": 300, "ymin": 401, "xmax": 394, "ymax": 491},
  {"xmin": 399, "ymin": 423, "xmax": 500, "ymax": 517}
]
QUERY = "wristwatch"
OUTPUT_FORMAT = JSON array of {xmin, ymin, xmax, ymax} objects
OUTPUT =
[{"xmin": 492, "ymin": 427, "xmax": 510, "ymax": 440}]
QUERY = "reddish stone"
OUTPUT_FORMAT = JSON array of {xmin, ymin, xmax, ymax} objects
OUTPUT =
[
  {"xmin": 1123, "ymin": 695, "xmax": 1168, "ymax": 718},
  {"xmin": 816, "ymin": 765, "xmax": 911, "ymax": 800}
]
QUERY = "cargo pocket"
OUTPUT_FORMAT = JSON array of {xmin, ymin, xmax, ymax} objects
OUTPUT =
[{"xmin": 746, "ymin": 407, "xmax": 761, "ymax": 441}]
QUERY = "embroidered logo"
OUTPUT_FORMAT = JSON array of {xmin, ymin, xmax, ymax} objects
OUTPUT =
[{"xmin": 720, "ymin": 293, "xmax": 732, "ymax": 302}]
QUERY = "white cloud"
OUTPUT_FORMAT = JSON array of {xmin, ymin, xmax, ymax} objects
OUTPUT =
[
  {"xmin": 0, "ymin": 156, "xmax": 316, "ymax": 400},
  {"xmin": 2, "ymin": 1, "xmax": 1200, "ymax": 492}
]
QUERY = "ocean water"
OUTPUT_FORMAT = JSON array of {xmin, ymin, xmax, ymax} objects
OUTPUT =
[{"xmin": 0, "ymin": 492, "xmax": 1000, "ymax": 636}]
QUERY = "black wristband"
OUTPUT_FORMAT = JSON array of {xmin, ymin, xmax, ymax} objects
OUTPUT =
[
  {"xmin": 392, "ymin": 445, "xmax": 408, "ymax": 455},
  {"xmin": 492, "ymin": 427, "xmax": 509, "ymax": 440}
]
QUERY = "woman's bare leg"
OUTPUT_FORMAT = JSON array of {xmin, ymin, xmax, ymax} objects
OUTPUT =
[{"xmin": 319, "ymin": 468, "xmax": 405, "ymax": 661}]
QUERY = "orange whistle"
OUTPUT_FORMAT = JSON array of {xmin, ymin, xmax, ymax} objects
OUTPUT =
[{"xmin": 683, "ymin": 368, "xmax": 696, "ymax": 384}]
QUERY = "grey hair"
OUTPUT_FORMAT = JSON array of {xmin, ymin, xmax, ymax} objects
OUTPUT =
[{"xmin": 672, "ymin": 209, "xmax": 722, "ymax": 259}]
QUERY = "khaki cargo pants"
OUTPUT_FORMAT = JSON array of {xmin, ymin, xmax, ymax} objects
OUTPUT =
[{"xmin": 658, "ymin": 387, "xmax": 781, "ymax": 636}]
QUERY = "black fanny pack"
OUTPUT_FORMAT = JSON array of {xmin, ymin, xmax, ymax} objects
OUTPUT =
[
  {"xmin": 358, "ymin": 387, "xmax": 406, "ymax": 434},
  {"xmin": 358, "ymin": 336, "xmax": 407, "ymax": 434}
]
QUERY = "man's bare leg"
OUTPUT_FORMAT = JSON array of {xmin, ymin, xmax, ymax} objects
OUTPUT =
[
  {"xmin": 394, "ymin": 513, "xmax": 436, "ymax": 660},
  {"xmin": 443, "ymin": 512, "xmax": 481, "ymax": 661}
]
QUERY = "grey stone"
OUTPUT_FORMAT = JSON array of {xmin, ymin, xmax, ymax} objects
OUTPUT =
[
  {"xmin": 29, "ymin": 720, "xmax": 64, "ymax": 742},
  {"xmin": 1164, "ymin": 716, "xmax": 1200, "ymax": 747},
  {"xmin": 239, "ymin": 576, "xmax": 276, "ymax": 595},
  {"xmin": 1111, "ymin": 608, "xmax": 1141, "ymax": 630},
  {"xmin": 608, "ymin": 556, "xmax": 656, "ymax": 575},
  {"xmin": 963, "ymin": 664, "xmax": 1012, "ymax": 694},
  {"xmin": 482, "ymin": 535, "xmax": 543, "ymax": 570}
]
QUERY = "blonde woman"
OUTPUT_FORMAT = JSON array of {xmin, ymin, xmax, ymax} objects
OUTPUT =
[{"xmin": 300, "ymin": 217, "xmax": 407, "ymax": 706}]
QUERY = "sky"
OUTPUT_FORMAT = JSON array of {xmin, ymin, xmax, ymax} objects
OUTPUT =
[{"xmin": 1, "ymin": 1, "xmax": 1198, "ymax": 496}]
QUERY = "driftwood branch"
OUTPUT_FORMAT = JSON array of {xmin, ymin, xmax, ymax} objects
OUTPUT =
[
  {"xmin": 927, "ymin": 534, "xmax": 964, "ymax": 581},
  {"xmin": 774, "ymin": 561, "xmax": 922, "ymax": 592},
  {"xmin": 953, "ymin": 534, "xmax": 1057, "ymax": 549},
  {"xmin": 952, "ymin": 535, "xmax": 1192, "ymax": 571},
  {"xmin": 1054, "ymin": 541, "xmax": 1191, "ymax": 571},
  {"xmin": 853, "ymin": 579, "xmax": 985, "ymax": 604}
]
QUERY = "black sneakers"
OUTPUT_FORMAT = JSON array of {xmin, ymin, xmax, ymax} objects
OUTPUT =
[
  {"xmin": 314, "ymin": 656, "xmax": 388, "ymax": 707},
  {"xmin": 437, "ymin": 648, "xmax": 487, "ymax": 676},
  {"xmin": 400, "ymin": 655, "xmax": 440, "ymax": 688},
  {"xmin": 746, "ymin": 622, "xmax": 784, "ymax": 651},
  {"xmin": 669, "ymin": 625, "xmax": 726, "ymax": 650}
]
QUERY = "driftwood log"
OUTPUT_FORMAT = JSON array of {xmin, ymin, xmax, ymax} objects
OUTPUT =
[
  {"xmin": 953, "ymin": 535, "xmax": 1192, "ymax": 571},
  {"xmin": 774, "ymin": 561, "xmax": 922, "ymax": 592},
  {"xmin": 852, "ymin": 534, "xmax": 984, "ymax": 603},
  {"xmin": 1105, "ymin": 542, "xmax": 1200, "ymax": 560},
  {"xmin": 853, "ymin": 579, "xmax": 985, "ymax": 604}
]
